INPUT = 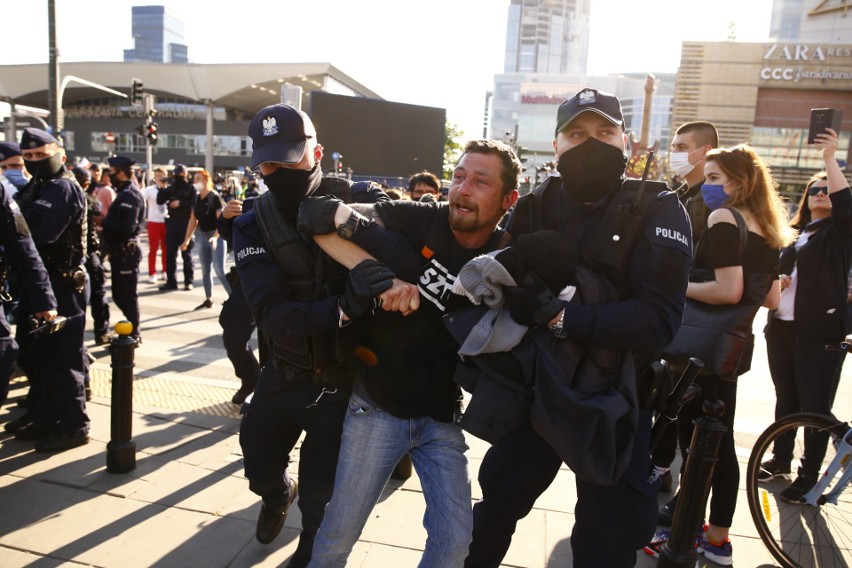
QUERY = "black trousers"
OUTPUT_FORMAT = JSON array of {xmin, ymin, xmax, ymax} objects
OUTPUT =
[
  {"xmin": 164, "ymin": 220, "xmax": 193, "ymax": 286},
  {"xmin": 239, "ymin": 365, "xmax": 348, "ymax": 562},
  {"xmin": 765, "ymin": 318, "xmax": 845, "ymax": 478},
  {"xmin": 219, "ymin": 283, "xmax": 260, "ymax": 391},
  {"xmin": 466, "ymin": 411, "xmax": 658, "ymax": 567},
  {"xmin": 111, "ymin": 249, "xmax": 142, "ymax": 338},
  {"xmin": 85, "ymin": 252, "xmax": 109, "ymax": 337}
]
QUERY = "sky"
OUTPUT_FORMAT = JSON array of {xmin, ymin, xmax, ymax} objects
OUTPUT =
[{"xmin": 1, "ymin": 0, "xmax": 776, "ymax": 140}]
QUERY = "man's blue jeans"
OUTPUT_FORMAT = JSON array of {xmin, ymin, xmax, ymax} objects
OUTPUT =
[{"xmin": 309, "ymin": 391, "xmax": 473, "ymax": 567}]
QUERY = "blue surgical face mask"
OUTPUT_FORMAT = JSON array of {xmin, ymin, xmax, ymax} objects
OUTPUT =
[
  {"xmin": 700, "ymin": 183, "xmax": 730, "ymax": 211},
  {"xmin": 3, "ymin": 167, "xmax": 28, "ymax": 189}
]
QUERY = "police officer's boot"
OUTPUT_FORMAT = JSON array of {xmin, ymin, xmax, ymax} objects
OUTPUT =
[{"xmin": 256, "ymin": 478, "xmax": 298, "ymax": 544}]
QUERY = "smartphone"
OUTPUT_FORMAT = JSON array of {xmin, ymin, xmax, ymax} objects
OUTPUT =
[{"xmin": 808, "ymin": 108, "xmax": 842, "ymax": 144}]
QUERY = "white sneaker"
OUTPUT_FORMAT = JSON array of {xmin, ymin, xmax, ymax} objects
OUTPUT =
[
  {"xmin": 159, "ymin": 273, "xmax": 168, "ymax": 281},
  {"xmin": 147, "ymin": 275, "xmax": 157, "ymax": 284}
]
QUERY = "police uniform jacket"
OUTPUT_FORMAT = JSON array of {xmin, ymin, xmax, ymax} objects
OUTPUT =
[
  {"xmin": 232, "ymin": 181, "xmax": 387, "ymax": 346},
  {"xmin": 18, "ymin": 168, "xmax": 87, "ymax": 275},
  {"xmin": 507, "ymin": 175, "xmax": 692, "ymax": 366},
  {"xmin": 101, "ymin": 180, "xmax": 145, "ymax": 251},
  {"xmin": 0, "ymin": 183, "xmax": 56, "ymax": 318}
]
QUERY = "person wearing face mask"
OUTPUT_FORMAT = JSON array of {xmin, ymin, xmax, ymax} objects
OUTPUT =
[
  {"xmin": 649, "ymin": 143, "xmax": 792, "ymax": 564},
  {"xmin": 232, "ymin": 103, "xmax": 391, "ymax": 568},
  {"xmin": 759, "ymin": 128, "xmax": 851, "ymax": 503},
  {"xmin": 0, "ymin": 141, "xmax": 30, "ymax": 198},
  {"xmin": 180, "ymin": 169, "xmax": 230, "ymax": 310},
  {"xmin": 461, "ymin": 88, "xmax": 692, "ymax": 568},
  {"xmin": 6, "ymin": 128, "xmax": 90, "ymax": 454},
  {"xmin": 100, "ymin": 156, "xmax": 146, "ymax": 343},
  {"xmin": 652, "ymin": 121, "xmax": 719, "ymax": 498},
  {"xmin": 156, "ymin": 164, "xmax": 196, "ymax": 291}
]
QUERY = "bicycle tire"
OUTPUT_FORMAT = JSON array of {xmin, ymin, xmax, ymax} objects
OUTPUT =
[{"xmin": 746, "ymin": 412, "xmax": 851, "ymax": 568}]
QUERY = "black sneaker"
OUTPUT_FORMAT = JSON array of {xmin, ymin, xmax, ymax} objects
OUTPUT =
[
  {"xmin": 35, "ymin": 431, "xmax": 90, "ymax": 453},
  {"xmin": 256, "ymin": 478, "xmax": 298, "ymax": 544},
  {"xmin": 658, "ymin": 493, "xmax": 678, "ymax": 527},
  {"xmin": 758, "ymin": 458, "xmax": 791, "ymax": 482},
  {"xmin": 780, "ymin": 475, "xmax": 817, "ymax": 503},
  {"xmin": 194, "ymin": 299, "xmax": 213, "ymax": 310},
  {"xmin": 159, "ymin": 282, "xmax": 178, "ymax": 291},
  {"xmin": 95, "ymin": 333, "xmax": 115, "ymax": 346}
]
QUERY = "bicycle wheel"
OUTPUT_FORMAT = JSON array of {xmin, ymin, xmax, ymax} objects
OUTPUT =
[{"xmin": 746, "ymin": 412, "xmax": 852, "ymax": 568}]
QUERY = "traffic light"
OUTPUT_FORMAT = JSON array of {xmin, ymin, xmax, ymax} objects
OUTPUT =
[
  {"xmin": 146, "ymin": 122, "xmax": 158, "ymax": 145},
  {"xmin": 130, "ymin": 78, "xmax": 143, "ymax": 105}
]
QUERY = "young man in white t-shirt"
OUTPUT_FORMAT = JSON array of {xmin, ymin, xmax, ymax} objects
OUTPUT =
[{"xmin": 142, "ymin": 168, "xmax": 168, "ymax": 283}]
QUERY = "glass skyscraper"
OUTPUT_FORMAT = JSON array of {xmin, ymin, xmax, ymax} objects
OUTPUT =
[
  {"xmin": 123, "ymin": 5, "xmax": 188, "ymax": 63},
  {"xmin": 503, "ymin": 0, "xmax": 590, "ymax": 75}
]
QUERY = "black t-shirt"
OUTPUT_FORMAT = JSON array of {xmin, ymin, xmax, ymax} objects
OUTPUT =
[
  {"xmin": 693, "ymin": 222, "xmax": 779, "ymax": 277},
  {"xmin": 192, "ymin": 189, "xmax": 224, "ymax": 232},
  {"xmin": 355, "ymin": 201, "xmax": 502, "ymax": 422}
]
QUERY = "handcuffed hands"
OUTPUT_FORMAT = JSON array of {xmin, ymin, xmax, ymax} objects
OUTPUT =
[
  {"xmin": 505, "ymin": 271, "xmax": 564, "ymax": 327},
  {"xmin": 339, "ymin": 259, "xmax": 396, "ymax": 319},
  {"xmin": 297, "ymin": 195, "xmax": 344, "ymax": 237}
]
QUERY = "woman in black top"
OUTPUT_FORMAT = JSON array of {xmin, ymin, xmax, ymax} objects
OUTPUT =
[
  {"xmin": 656, "ymin": 144, "xmax": 792, "ymax": 565},
  {"xmin": 760, "ymin": 128, "xmax": 851, "ymax": 502},
  {"xmin": 181, "ymin": 169, "xmax": 231, "ymax": 310}
]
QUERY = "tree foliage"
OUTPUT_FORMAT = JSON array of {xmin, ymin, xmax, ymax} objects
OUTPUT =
[{"xmin": 443, "ymin": 122, "xmax": 464, "ymax": 180}]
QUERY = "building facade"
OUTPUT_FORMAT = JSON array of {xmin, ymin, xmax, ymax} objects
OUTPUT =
[
  {"xmin": 671, "ymin": 40, "xmax": 852, "ymax": 192},
  {"xmin": 123, "ymin": 5, "xmax": 188, "ymax": 64},
  {"xmin": 770, "ymin": 0, "xmax": 852, "ymax": 42},
  {"xmin": 503, "ymin": 0, "xmax": 591, "ymax": 75}
]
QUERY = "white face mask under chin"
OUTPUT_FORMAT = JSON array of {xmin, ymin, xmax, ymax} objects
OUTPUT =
[
  {"xmin": 194, "ymin": 182, "xmax": 204, "ymax": 191},
  {"xmin": 669, "ymin": 152, "xmax": 695, "ymax": 177}
]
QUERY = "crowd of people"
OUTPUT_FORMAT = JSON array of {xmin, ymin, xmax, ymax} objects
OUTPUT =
[{"xmin": 0, "ymin": 85, "xmax": 848, "ymax": 567}]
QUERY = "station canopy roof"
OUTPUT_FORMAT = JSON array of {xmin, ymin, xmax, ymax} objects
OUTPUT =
[{"xmin": 0, "ymin": 61, "xmax": 382, "ymax": 113}]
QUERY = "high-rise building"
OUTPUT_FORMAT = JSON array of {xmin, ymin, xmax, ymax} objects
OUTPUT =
[
  {"xmin": 503, "ymin": 0, "xmax": 591, "ymax": 75},
  {"xmin": 769, "ymin": 0, "xmax": 852, "ymax": 42},
  {"xmin": 123, "ymin": 5, "xmax": 188, "ymax": 64}
]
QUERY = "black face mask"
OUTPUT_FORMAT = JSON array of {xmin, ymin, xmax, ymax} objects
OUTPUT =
[
  {"xmin": 263, "ymin": 164, "xmax": 322, "ymax": 218},
  {"xmin": 24, "ymin": 152, "xmax": 64, "ymax": 181},
  {"xmin": 556, "ymin": 137, "xmax": 627, "ymax": 203}
]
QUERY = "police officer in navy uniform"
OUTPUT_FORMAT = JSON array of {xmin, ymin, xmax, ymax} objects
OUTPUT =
[
  {"xmin": 217, "ymin": 197, "xmax": 263, "ymax": 405},
  {"xmin": 101, "ymin": 156, "xmax": 146, "ymax": 342},
  {"xmin": 72, "ymin": 166, "xmax": 111, "ymax": 346},
  {"xmin": 157, "ymin": 164, "xmax": 196, "ymax": 291},
  {"xmin": 0, "ymin": 180, "xmax": 57, "ymax": 411},
  {"xmin": 233, "ymin": 104, "xmax": 391, "ymax": 568},
  {"xmin": 10, "ymin": 128, "xmax": 90, "ymax": 453},
  {"xmin": 464, "ymin": 89, "xmax": 692, "ymax": 567}
]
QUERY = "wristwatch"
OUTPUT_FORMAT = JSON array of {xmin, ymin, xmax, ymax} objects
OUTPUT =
[
  {"xmin": 336, "ymin": 212, "xmax": 361, "ymax": 240},
  {"xmin": 550, "ymin": 307, "xmax": 568, "ymax": 340}
]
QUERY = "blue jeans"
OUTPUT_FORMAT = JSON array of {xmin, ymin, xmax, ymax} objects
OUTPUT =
[
  {"xmin": 309, "ymin": 391, "xmax": 473, "ymax": 568},
  {"xmin": 196, "ymin": 230, "xmax": 231, "ymax": 299}
]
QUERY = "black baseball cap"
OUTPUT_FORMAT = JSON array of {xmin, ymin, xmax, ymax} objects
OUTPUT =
[
  {"xmin": 249, "ymin": 104, "xmax": 316, "ymax": 168},
  {"xmin": 20, "ymin": 127, "xmax": 60, "ymax": 149},
  {"xmin": 555, "ymin": 88, "xmax": 624, "ymax": 135}
]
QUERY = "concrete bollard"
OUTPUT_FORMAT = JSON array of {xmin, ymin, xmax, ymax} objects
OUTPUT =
[
  {"xmin": 658, "ymin": 398, "xmax": 727, "ymax": 568},
  {"xmin": 106, "ymin": 320, "xmax": 137, "ymax": 473}
]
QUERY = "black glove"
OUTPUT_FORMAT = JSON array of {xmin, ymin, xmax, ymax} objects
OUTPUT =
[
  {"xmin": 494, "ymin": 246, "xmax": 525, "ymax": 284},
  {"xmin": 339, "ymin": 259, "xmax": 396, "ymax": 319},
  {"xmin": 505, "ymin": 270, "xmax": 563, "ymax": 327},
  {"xmin": 512, "ymin": 230, "xmax": 578, "ymax": 292},
  {"xmin": 297, "ymin": 195, "xmax": 344, "ymax": 237}
]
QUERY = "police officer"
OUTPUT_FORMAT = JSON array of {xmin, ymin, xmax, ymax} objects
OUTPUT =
[
  {"xmin": 157, "ymin": 164, "xmax": 196, "ymax": 291},
  {"xmin": 1, "ymin": 141, "xmax": 29, "ymax": 197},
  {"xmin": 464, "ymin": 89, "xmax": 692, "ymax": 567},
  {"xmin": 72, "ymin": 166, "xmax": 111, "ymax": 345},
  {"xmin": 233, "ymin": 103, "xmax": 391, "ymax": 568},
  {"xmin": 0, "ymin": 180, "xmax": 56, "ymax": 411},
  {"xmin": 101, "ymin": 156, "xmax": 145, "ymax": 341},
  {"xmin": 216, "ymin": 197, "xmax": 262, "ymax": 405},
  {"xmin": 10, "ymin": 128, "xmax": 90, "ymax": 453}
]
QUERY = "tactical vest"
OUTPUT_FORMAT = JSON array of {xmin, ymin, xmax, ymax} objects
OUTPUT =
[
  {"xmin": 84, "ymin": 192, "xmax": 101, "ymax": 255},
  {"xmin": 253, "ymin": 177, "xmax": 364, "ymax": 385},
  {"xmin": 519, "ymin": 176, "xmax": 670, "ymax": 295},
  {"xmin": 19, "ymin": 170, "xmax": 87, "ymax": 273}
]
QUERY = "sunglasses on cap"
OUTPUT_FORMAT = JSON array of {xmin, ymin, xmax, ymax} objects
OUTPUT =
[{"xmin": 807, "ymin": 185, "xmax": 828, "ymax": 196}]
